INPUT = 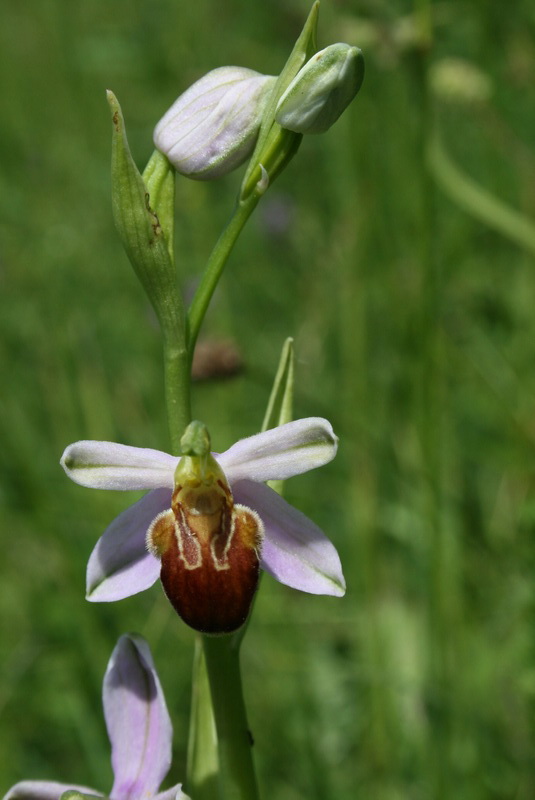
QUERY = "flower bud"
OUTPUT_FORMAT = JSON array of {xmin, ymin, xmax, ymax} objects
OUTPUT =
[
  {"xmin": 275, "ymin": 43, "xmax": 364, "ymax": 134},
  {"xmin": 154, "ymin": 67, "xmax": 276, "ymax": 180},
  {"xmin": 147, "ymin": 421, "xmax": 263, "ymax": 634}
]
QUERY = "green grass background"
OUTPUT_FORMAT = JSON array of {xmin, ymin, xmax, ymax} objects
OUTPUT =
[{"xmin": 1, "ymin": 0, "xmax": 535, "ymax": 798}]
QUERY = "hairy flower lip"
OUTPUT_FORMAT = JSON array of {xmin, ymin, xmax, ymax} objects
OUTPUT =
[{"xmin": 60, "ymin": 418, "xmax": 345, "ymax": 602}]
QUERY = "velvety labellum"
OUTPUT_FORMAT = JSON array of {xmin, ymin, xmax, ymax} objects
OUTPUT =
[{"xmin": 148, "ymin": 479, "xmax": 263, "ymax": 634}]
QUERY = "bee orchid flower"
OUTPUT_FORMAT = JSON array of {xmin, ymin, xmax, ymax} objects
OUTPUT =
[
  {"xmin": 60, "ymin": 418, "xmax": 345, "ymax": 633},
  {"xmin": 3, "ymin": 635, "xmax": 187, "ymax": 800}
]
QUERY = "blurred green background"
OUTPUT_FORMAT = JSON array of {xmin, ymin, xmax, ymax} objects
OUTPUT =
[{"xmin": 1, "ymin": 0, "xmax": 535, "ymax": 798}]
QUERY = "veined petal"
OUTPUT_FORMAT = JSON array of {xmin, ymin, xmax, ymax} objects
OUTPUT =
[
  {"xmin": 86, "ymin": 489, "xmax": 170, "ymax": 601},
  {"xmin": 61, "ymin": 441, "xmax": 177, "ymax": 491},
  {"xmin": 104, "ymin": 635, "xmax": 172, "ymax": 800},
  {"xmin": 154, "ymin": 67, "xmax": 275, "ymax": 179},
  {"xmin": 3, "ymin": 781, "xmax": 100, "ymax": 800},
  {"xmin": 233, "ymin": 480, "xmax": 345, "ymax": 596},
  {"xmin": 218, "ymin": 418, "xmax": 338, "ymax": 483}
]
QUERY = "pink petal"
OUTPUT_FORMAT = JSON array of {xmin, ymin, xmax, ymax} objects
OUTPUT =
[
  {"xmin": 233, "ymin": 480, "xmax": 345, "ymax": 596},
  {"xmin": 104, "ymin": 636, "xmax": 172, "ymax": 799},
  {"xmin": 86, "ymin": 489, "xmax": 170, "ymax": 601}
]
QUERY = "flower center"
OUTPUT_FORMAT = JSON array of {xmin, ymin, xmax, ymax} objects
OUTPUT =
[{"xmin": 146, "ymin": 421, "xmax": 264, "ymax": 634}]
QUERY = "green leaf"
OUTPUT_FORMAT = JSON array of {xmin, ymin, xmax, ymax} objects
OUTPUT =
[
  {"xmin": 262, "ymin": 337, "xmax": 295, "ymax": 432},
  {"xmin": 262, "ymin": 337, "xmax": 295, "ymax": 495}
]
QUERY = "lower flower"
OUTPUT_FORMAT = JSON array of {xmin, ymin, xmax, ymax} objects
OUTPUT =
[{"xmin": 3, "ymin": 635, "xmax": 188, "ymax": 800}]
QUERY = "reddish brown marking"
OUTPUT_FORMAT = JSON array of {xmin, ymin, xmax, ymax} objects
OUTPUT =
[
  {"xmin": 159, "ymin": 506, "xmax": 261, "ymax": 634},
  {"xmin": 216, "ymin": 478, "xmax": 232, "ymax": 499}
]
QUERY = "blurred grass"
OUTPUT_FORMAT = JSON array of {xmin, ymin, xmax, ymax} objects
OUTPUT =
[{"xmin": 1, "ymin": 0, "xmax": 535, "ymax": 798}]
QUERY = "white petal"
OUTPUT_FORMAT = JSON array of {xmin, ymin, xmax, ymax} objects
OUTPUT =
[
  {"xmin": 233, "ymin": 480, "xmax": 345, "ymax": 596},
  {"xmin": 86, "ymin": 489, "xmax": 170, "ymax": 601},
  {"xmin": 218, "ymin": 418, "xmax": 338, "ymax": 483},
  {"xmin": 61, "ymin": 441, "xmax": 177, "ymax": 491}
]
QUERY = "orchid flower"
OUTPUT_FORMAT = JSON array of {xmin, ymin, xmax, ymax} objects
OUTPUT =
[
  {"xmin": 60, "ymin": 417, "xmax": 345, "ymax": 632},
  {"xmin": 3, "ymin": 635, "xmax": 188, "ymax": 800}
]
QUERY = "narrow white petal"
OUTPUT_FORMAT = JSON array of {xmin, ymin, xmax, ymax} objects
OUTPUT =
[
  {"xmin": 61, "ymin": 441, "xmax": 177, "ymax": 491},
  {"xmin": 218, "ymin": 418, "xmax": 338, "ymax": 483},
  {"xmin": 233, "ymin": 480, "xmax": 345, "ymax": 596}
]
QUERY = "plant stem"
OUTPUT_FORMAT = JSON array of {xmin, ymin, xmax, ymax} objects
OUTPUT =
[
  {"xmin": 163, "ymin": 334, "xmax": 191, "ymax": 455},
  {"xmin": 187, "ymin": 193, "xmax": 260, "ymax": 360},
  {"xmin": 181, "ymin": 188, "xmax": 261, "ymax": 798},
  {"xmin": 187, "ymin": 637, "xmax": 221, "ymax": 800},
  {"xmin": 201, "ymin": 634, "xmax": 259, "ymax": 800}
]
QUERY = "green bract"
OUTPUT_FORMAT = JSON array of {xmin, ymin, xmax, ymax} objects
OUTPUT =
[
  {"xmin": 107, "ymin": 92, "xmax": 184, "ymax": 341},
  {"xmin": 275, "ymin": 43, "xmax": 364, "ymax": 134}
]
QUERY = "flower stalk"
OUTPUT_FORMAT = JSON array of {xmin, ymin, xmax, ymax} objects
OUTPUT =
[
  {"xmin": 186, "ymin": 639, "xmax": 220, "ymax": 800},
  {"xmin": 201, "ymin": 635, "xmax": 259, "ymax": 800},
  {"xmin": 187, "ymin": 191, "xmax": 260, "ymax": 360}
]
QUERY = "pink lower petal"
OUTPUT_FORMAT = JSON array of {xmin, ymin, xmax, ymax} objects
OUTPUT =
[
  {"xmin": 86, "ymin": 489, "xmax": 171, "ymax": 601},
  {"xmin": 233, "ymin": 479, "xmax": 345, "ymax": 596}
]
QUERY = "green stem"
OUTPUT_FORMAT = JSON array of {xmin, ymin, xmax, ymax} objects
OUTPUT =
[
  {"xmin": 182, "ymin": 188, "xmax": 261, "ymax": 798},
  {"xmin": 163, "ymin": 334, "xmax": 191, "ymax": 455},
  {"xmin": 201, "ymin": 634, "xmax": 259, "ymax": 800},
  {"xmin": 187, "ymin": 193, "xmax": 260, "ymax": 360},
  {"xmin": 187, "ymin": 637, "xmax": 221, "ymax": 800}
]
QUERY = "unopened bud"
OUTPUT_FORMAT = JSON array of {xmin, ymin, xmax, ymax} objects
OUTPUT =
[
  {"xmin": 154, "ymin": 67, "xmax": 276, "ymax": 180},
  {"xmin": 275, "ymin": 43, "xmax": 364, "ymax": 134}
]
